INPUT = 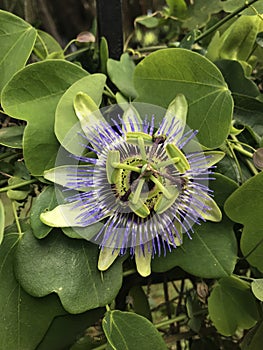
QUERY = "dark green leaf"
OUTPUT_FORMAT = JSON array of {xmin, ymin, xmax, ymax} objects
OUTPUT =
[
  {"xmin": 14, "ymin": 230, "xmax": 123, "ymax": 314},
  {"xmin": 241, "ymin": 320, "xmax": 263, "ymax": 350},
  {"xmin": 0, "ymin": 198, "xmax": 4, "ymax": 244},
  {"xmin": 0, "ymin": 232, "xmax": 64, "ymax": 350},
  {"xmin": 1, "ymin": 60, "xmax": 87, "ymax": 175},
  {"xmin": 30, "ymin": 186, "xmax": 57, "ymax": 239},
  {"xmin": 208, "ymin": 276, "xmax": 259, "ymax": 336},
  {"xmin": 102, "ymin": 310, "xmax": 167, "ymax": 350},
  {"xmin": 107, "ymin": 53, "xmax": 138, "ymax": 99},
  {"xmin": 134, "ymin": 48, "xmax": 233, "ymax": 148},
  {"xmin": 0, "ymin": 125, "xmax": 24, "ymax": 148},
  {"xmin": 0, "ymin": 10, "xmax": 37, "ymax": 94},
  {"xmin": 152, "ymin": 216, "xmax": 237, "ymax": 278},
  {"xmin": 37, "ymin": 308, "xmax": 104, "ymax": 350},
  {"xmin": 224, "ymin": 172, "xmax": 263, "ymax": 272}
]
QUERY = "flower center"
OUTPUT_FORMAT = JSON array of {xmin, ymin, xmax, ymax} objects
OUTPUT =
[{"xmin": 105, "ymin": 131, "xmax": 190, "ymax": 218}]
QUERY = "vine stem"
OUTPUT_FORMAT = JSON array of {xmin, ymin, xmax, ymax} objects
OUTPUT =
[
  {"xmin": 0, "ymin": 179, "xmax": 37, "ymax": 193},
  {"xmin": 194, "ymin": 0, "xmax": 259, "ymax": 43},
  {"xmin": 12, "ymin": 201, "xmax": 22, "ymax": 238}
]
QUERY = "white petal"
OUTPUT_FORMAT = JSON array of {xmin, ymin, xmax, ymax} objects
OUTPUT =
[
  {"xmin": 40, "ymin": 202, "xmax": 85, "ymax": 227},
  {"xmin": 204, "ymin": 151, "xmax": 225, "ymax": 168},
  {"xmin": 194, "ymin": 190, "xmax": 222, "ymax": 222},
  {"xmin": 98, "ymin": 248, "xmax": 120, "ymax": 271},
  {"xmin": 135, "ymin": 246, "xmax": 152, "ymax": 277},
  {"xmin": 122, "ymin": 104, "xmax": 142, "ymax": 132}
]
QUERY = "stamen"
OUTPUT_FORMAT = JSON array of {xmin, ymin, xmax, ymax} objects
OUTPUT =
[{"xmin": 149, "ymin": 175, "xmax": 173, "ymax": 199}]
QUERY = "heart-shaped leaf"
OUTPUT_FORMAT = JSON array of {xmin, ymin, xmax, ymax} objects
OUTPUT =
[
  {"xmin": 55, "ymin": 74, "xmax": 106, "ymax": 155},
  {"xmin": 0, "ymin": 232, "xmax": 64, "ymax": 350},
  {"xmin": 14, "ymin": 230, "xmax": 123, "ymax": 314},
  {"xmin": 208, "ymin": 276, "xmax": 259, "ymax": 336},
  {"xmin": 134, "ymin": 48, "xmax": 233, "ymax": 148},
  {"xmin": 152, "ymin": 216, "xmax": 237, "ymax": 278},
  {"xmin": 224, "ymin": 172, "xmax": 263, "ymax": 272},
  {"xmin": 1, "ymin": 60, "xmax": 87, "ymax": 175},
  {"xmin": 102, "ymin": 310, "xmax": 167, "ymax": 350},
  {"xmin": 0, "ymin": 10, "xmax": 37, "ymax": 94}
]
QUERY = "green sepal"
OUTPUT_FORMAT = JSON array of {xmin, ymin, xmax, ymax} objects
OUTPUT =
[
  {"xmin": 203, "ymin": 151, "xmax": 225, "ymax": 168},
  {"xmin": 106, "ymin": 150, "xmax": 120, "ymax": 184},
  {"xmin": 122, "ymin": 105, "xmax": 142, "ymax": 132},
  {"xmin": 135, "ymin": 246, "xmax": 152, "ymax": 277},
  {"xmin": 126, "ymin": 131, "xmax": 153, "ymax": 145},
  {"xmin": 74, "ymin": 92, "xmax": 105, "ymax": 138},
  {"xmin": 98, "ymin": 247, "xmax": 120, "ymax": 271},
  {"xmin": 195, "ymin": 191, "xmax": 222, "ymax": 222},
  {"xmin": 154, "ymin": 185, "xmax": 180, "ymax": 214},
  {"xmin": 158, "ymin": 94, "xmax": 188, "ymax": 142},
  {"xmin": 165, "ymin": 143, "xmax": 190, "ymax": 173},
  {"xmin": 129, "ymin": 198, "xmax": 150, "ymax": 218}
]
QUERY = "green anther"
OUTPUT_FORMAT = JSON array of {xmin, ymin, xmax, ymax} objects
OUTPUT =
[
  {"xmin": 126, "ymin": 131, "xmax": 153, "ymax": 146},
  {"xmin": 106, "ymin": 150, "xmax": 121, "ymax": 184},
  {"xmin": 129, "ymin": 198, "xmax": 150, "ymax": 218},
  {"xmin": 165, "ymin": 144, "xmax": 190, "ymax": 173},
  {"xmin": 131, "ymin": 178, "xmax": 146, "ymax": 205},
  {"xmin": 149, "ymin": 175, "xmax": 173, "ymax": 199},
  {"xmin": 155, "ymin": 157, "xmax": 180, "ymax": 169},
  {"xmin": 112, "ymin": 162, "xmax": 141, "ymax": 173},
  {"xmin": 154, "ymin": 186, "xmax": 180, "ymax": 214},
  {"xmin": 137, "ymin": 136, "xmax": 147, "ymax": 160}
]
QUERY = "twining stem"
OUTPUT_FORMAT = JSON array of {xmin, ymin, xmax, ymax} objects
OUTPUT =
[
  {"xmin": 194, "ymin": 0, "xmax": 259, "ymax": 43},
  {"xmin": 12, "ymin": 200, "xmax": 22, "ymax": 238},
  {"xmin": 0, "ymin": 179, "xmax": 37, "ymax": 193}
]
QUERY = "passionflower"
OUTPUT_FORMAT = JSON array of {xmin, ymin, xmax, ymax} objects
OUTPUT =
[{"xmin": 41, "ymin": 93, "xmax": 223, "ymax": 277}]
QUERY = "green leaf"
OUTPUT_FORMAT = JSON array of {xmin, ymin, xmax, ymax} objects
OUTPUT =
[
  {"xmin": 251, "ymin": 279, "xmax": 263, "ymax": 301},
  {"xmin": 30, "ymin": 186, "xmax": 57, "ymax": 239},
  {"xmin": 152, "ymin": 216, "xmax": 237, "ymax": 278},
  {"xmin": 0, "ymin": 125, "xmax": 24, "ymax": 148},
  {"xmin": 134, "ymin": 48, "xmax": 233, "ymax": 148},
  {"xmin": 0, "ymin": 232, "xmax": 64, "ymax": 350},
  {"xmin": 128, "ymin": 286, "xmax": 152, "ymax": 321},
  {"xmin": 107, "ymin": 53, "xmax": 137, "ymax": 99},
  {"xmin": 135, "ymin": 15, "xmax": 160, "ymax": 28},
  {"xmin": 208, "ymin": 276, "xmax": 259, "ymax": 336},
  {"xmin": 37, "ymin": 308, "xmax": 104, "ymax": 350},
  {"xmin": 0, "ymin": 10, "xmax": 37, "ymax": 94},
  {"xmin": 14, "ymin": 230, "xmax": 123, "ymax": 314},
  {"xmin": 182, "ymin": 0, "xmax": 223, "ymax": 30},
  {"xmin": 55, "ymin": 74, "xmax": 106, "ymax": 155},
  {"xmin": 102, "ymin": 310, "xmax": 167, "ymax": 350},
  {"xmin": 216, "ymin": 59, "xmax": 260, "ymax": 98},
  {"xmin": 1, "ymin": 60, "xmax": 87, "ymax": 175},
  {"xmin": 224, "ymin": 172, "xmax": 263, "ymax": 272},
  {"xmin": 241, "ymin": 320, "xmax": 263, "ymax": 350},
  {"xmin": 33, "ymin": 29, "xmax": 63, "ymax": 60},
  {"xmin": 233, "ymin": 95, "xmax": 263, "ymax": 137},
  {"xmin": 209, "ymin": 173, "xmax": 238, "ymax": 207},
  {"xmin": 0, "ymin": 198, "xmax": 4, "ymax": 245}
]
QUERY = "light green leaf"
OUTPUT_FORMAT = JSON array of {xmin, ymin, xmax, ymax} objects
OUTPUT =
[
  {"xmin": 224, "ymin": 172, "xmax": 263, "ymax": 272},
  {"xmin": 134, "ymin": 48, "xmax": 233, "ymax": 148},
  {"xmin": 33, "ymin": 29, "xmax": 63, "ymax": 60},
  {"xmin": 251, "ymin": 279, "xmax": 263, "ymax": 301},
  {"xmin": 152, "ymin": 217, "xmax": 237, "ymax": 278},
  {"xmin": 55, "ymin": 74, "xmax": 106, "ymax": 155},
  {"xmin": 0, "ymin": 232, "xmax": 64, "ymax": 350},
  {"xmin": 14, "ymin": 230, "xmax": 123, "ymax": 314},
  {"xmin": 102, "ymin": 310, "xmax": 167, "ymax": 350},
  {"xmin": 1, "ymin": 60, "xmax": 87, "ymax": 175},
  {"xmin": 30, "ymin": 186, "xmax": 57, "ymax": 239},
  {"xmin": 0, "ymin": 125, "xmax": 24, "ymax": 148},
  {"xmin": 0, "ymin": 10, "xmax": 37, "ymax": 94},
  {"xmin": 208, "ymin": 276, "xmax": 259, "ymax": 336},
  {"xmin": 0, "ymin": 199, "xmax": 4, "ymax": 245},
  {"xmin": 107, "ymin": 53, "xmax": 137, "ymax": 98}
]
